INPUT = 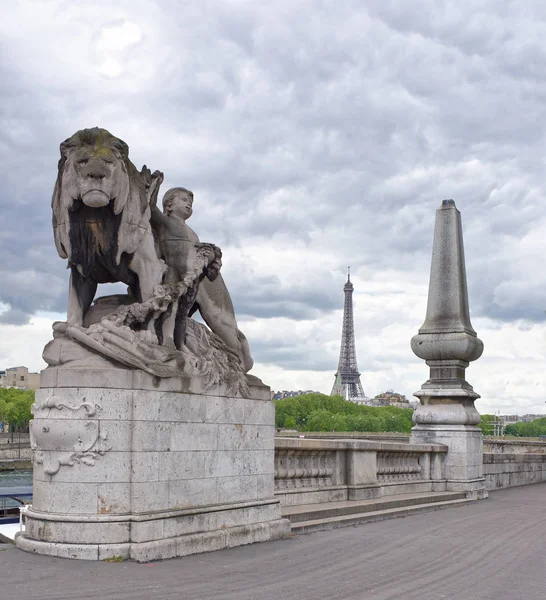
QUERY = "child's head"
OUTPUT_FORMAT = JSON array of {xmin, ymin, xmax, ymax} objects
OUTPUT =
[{"xmin": 162, "ymin": 187, "xmax": 194, "ymax": 220}]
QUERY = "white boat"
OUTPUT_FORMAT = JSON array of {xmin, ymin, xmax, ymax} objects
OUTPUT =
[{"xmin": 0, "ymin": 486, "xmax": 32, "ymax": 543}]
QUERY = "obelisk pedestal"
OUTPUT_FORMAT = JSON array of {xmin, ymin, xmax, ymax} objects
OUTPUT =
[{"xmin": 410, "ymin": 200, "xmax": 487, "ymax": 499}]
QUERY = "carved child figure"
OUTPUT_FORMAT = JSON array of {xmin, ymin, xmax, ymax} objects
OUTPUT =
[
  {"xmin": 154, "ymin": 186, "xmax": 220, "ymax": 288},
  {"xmin": 149, "ymin": 179, "xmax": 253, "ymax": 372}
]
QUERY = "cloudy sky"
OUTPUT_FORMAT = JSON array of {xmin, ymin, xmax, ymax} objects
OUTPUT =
[{"xmin": 2, "ymin": 0, "xmax": 546, "ymax": 415}]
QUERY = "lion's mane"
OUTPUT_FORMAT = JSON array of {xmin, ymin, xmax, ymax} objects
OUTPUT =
[{"xmin": 52, "ymin": 127, "xmax": 150, "ymax": 274}]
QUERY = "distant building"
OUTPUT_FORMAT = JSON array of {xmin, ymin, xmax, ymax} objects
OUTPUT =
[
  {"xmin": 347, "ymin": 390, "xmax": 412, "ymax": 408},
  {"xmin": 0, "ymin": 366, "xmax": 40, "ymax": 390},
  {"xmin": 500, "ymin": 414, "xmax": 543, "ymax": 424},
  {"xmin": 373, "ymin": 391, "xmax": 411, "ymax": 408},
  {"xmin": 271, "ymin": 390, "xmax": 319, "ymax": 401},
  {"xmin": 349, "ymin": 396, "xmax": 372, "ymax": 405}
]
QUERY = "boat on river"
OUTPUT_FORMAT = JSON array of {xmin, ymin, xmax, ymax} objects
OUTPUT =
[{"xmin": 0, "ymin": 486, "xmax": 32, "ymax": 542}]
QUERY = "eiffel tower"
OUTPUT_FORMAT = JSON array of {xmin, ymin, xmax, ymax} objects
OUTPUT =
[{"xmin": 331, "ymin": 267, "xmax": 366, "ymax": 400}]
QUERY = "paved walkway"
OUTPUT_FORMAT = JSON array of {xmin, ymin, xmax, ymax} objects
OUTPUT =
[{"xmin": 3, "ymin": 483, "xmax": 545, "ymax": 600}]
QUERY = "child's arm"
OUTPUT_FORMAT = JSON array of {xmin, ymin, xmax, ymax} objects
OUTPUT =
[
  {"xmin": 146, "ymin": 170, "xmax": 168, "ymax": 227},
  {"xmin": 150, "ymin": 203, "xmax": 166, "ymax": 227},
  {"xmin": 146, "ymin": 169, "xmax": 164, "ymax": 208}
]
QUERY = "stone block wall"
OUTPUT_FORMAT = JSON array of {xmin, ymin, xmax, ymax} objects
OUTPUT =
[
  {"xmin": 30, "ymin": 387, "xmax": 275, "ymax": 515},
  {"xmin": 483, "ymin": 453, "xmax": 546, "ymax": 490},
  {"xmin": 484, "ymin": 439, "xmax": 546, "ymax": 454},
  {"xmin": 18, "ymin": 375, "xmax": 290, "ymax": 561},
  {"xmin": 0, "ymin": 446, "xmax": 32, "ymax": 460}
]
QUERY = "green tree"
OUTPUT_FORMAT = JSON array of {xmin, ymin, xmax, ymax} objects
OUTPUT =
[
  {"xmin": 0, "ymin": 388, "xmax": 34, "ymax": 438},
  {"xmin": 478, "ymin": 414, "xmax": 495, "ymax": 435},
  {"xmin": 284, "ymin": 416, "xmax": 297, "ymax": 429},
  {"xmin": 0, "ymin": 396, "xmax": 7, "ymax": 430},
  {"xmin": 503, "ymin": 418, "xmax": 546, "ymax": 438},
  {"xmin": 331, "ymin": 413, "xmax": 348, "ymax": 432},
  {"xmin": 306, "ymin": 409, "xmax": 335, "ymax": 432},
  {"xmin": 274, "ymin": 393, "xmax": 414, "ymax": 434}
]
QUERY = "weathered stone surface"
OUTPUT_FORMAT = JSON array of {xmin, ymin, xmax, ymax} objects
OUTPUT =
[
  {"xmin": 18, "ymin": 383, "xmax": 289, "ymax": 561},
  {"xmin": 40, "ymin": 367, "xmax": 260, "ymax": 399},
  {"xmin": 410, "ymin": 200, "xmax": 486, "ymax": 498},
  {"xmin": 18, "ymin": 127, "xmax": 287, "ymax": 562},
  {"xmin": 411, "ymin": 200, "xmax": 483, "ymax": 404},
  {"xmin": 484, "ymin": 438, "xmax": 546, "ymax": 453},
  {"xmin": 346, "ymin": 449, "xmax": 377, "ymax": 485},
  {"xmin": 483, "ymin": 452, "xmax": 546, "ymax": 490},
  {"xmin": 45, "ymin": 128, "xmax": 254, "ymax": 392},
  {"xmin": 412, "ymin": 200, "xmax": 480, "ymax": 337},
  {"xmin": 274, "ymin": 437, "xmax": 448, "ymax": 506},
  {"xmin": 127, "ymin": 517, "xmax": 289, "ymax": 562},
  {"xmin": 276, "ymin": 485, "xmax": 349, "ymax": 507}
]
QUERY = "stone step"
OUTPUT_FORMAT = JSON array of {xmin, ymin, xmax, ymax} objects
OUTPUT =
[
  {"xmin": 283, "ymin": 491, "xmax": 467, "ymax": 523},
  {"xmin": 288, "ymin": 497, "xmax": 474, "ymax": 534}
]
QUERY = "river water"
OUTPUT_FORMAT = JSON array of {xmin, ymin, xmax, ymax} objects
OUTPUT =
[
  {"xmin": 0, "ymin": 470, "xmax": 33, "ymax": 512},
  {"xmin": 0, "ymin": 469, "xmax": 33, "ymax": 488}
]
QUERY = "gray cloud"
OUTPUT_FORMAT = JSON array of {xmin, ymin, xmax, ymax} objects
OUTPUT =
[{"xmin": 2, "ymin": 1, "xmax": 546, "ymax": 410}]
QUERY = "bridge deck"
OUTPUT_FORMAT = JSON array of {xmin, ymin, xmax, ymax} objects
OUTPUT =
[{"xmin": 2, "ymin": 483, "xmax": 545, "ymax": 600}]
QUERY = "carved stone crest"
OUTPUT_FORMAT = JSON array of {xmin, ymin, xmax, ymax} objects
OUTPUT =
[{"xmin": 30, "ymin": 396, "xmax": 111, "ymax": 476}]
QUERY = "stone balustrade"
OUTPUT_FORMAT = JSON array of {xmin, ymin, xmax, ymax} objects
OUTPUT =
[
  {"xmin": 275, "ymin": 448, "xmax": 336, "ymax": 490},
  {"xmin": 277, "ymin": 432, "xmax": 546, "ymax": 456},
  {"xmin": 376, "ymin": 450, "xmax": 423, "ymax": 482},
  {"xmin": 274, "ymin": 437, "xmax": 448, "ymax": 506}
]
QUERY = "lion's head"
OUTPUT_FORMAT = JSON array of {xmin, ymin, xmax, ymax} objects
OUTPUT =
[{"xmin": 52, "ymin": 127, "xmax": 150, "ymax": 266}]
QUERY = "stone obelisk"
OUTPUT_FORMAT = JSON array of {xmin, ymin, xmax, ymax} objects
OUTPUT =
[{"xmin": 410, "ymin": 200, "xmax": 487, "ymax": 499}]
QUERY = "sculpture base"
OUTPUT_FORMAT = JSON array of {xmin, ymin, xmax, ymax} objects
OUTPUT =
[
  {"xmin": 17, "ymin": 369, "xmax": 290, "ymax": 561},
  {"xmin": 17, "ymin": 501, "xmax": 289, "ymax": 561},
  {"xmin": 410, "ymin": 424, "xmax": 487, "ymax": 499}
]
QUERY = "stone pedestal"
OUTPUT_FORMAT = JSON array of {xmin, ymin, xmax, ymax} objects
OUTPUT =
[
  {"xmin": 16, "ymin": 368, "xmax": 290, "ymax": 561},
  {"xmin": 410, "ymin": 425, "xmax": 486, "ymax": 498}
]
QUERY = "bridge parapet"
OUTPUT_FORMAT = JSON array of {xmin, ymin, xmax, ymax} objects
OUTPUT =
[
  {"xmin": 274, "ymin": 438, "xmax": 447, "ymax": 506},
  {"xmin": 484, "ymin": 452, "xmax": 546, "ymax": 490},
  {"xmin": 484, "ymin": 439, "xmax": 546, "ymax": 454}
]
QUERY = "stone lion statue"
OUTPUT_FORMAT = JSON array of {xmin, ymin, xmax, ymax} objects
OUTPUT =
[
  {"xmin": 52, "ymin": 127, "xmax": 165, "ymax": 326},
  {"xmin": 48, "ymin": 127, "xmax": 253, "ymax": 392}
]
